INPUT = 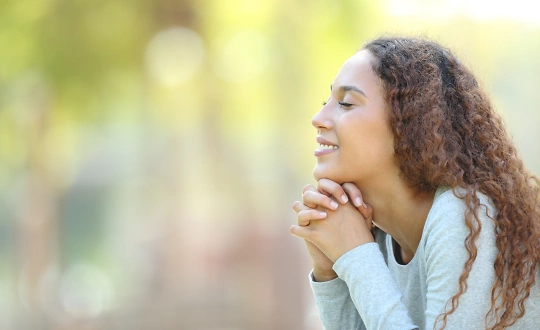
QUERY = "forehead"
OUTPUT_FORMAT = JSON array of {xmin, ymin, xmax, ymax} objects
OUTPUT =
[{"xmin": 333, "ymin": 50, "xmax": 380, "ymax": 92}]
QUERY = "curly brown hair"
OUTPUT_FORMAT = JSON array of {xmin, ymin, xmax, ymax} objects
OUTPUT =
[{"xmin": 362, "ymin": 37, "xmax": 540, "ymax": 329}]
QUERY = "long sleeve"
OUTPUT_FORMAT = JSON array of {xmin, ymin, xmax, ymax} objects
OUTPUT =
[
  {"xmin": 308, "ymin": 228, "xmax": 388, "ymax": 330},
  {"xmin": 333, "ymin": 244, "xmax": 418, "ymax": 330},
  {"xmin": 421, "ymin": 192, "xmax": 498, "ymax": 329},
  {"xmin": 309, "ymin": 270, "xmax": 366, "ymax": 330},
  {"xmin": 331, "ymin": 189, "xmax": 500, "ymax": 330},
  {"xmin": 307, "ymin": 187, "xmax": 539, "ymax": 329}
]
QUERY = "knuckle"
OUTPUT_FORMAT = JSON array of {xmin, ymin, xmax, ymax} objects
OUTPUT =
[
  {"xmin": 302, "ymin": 190, "xmax": 313, "ymax": 200},
  {"xmin": 342, "ymin": 182, "xmax": 356, "ymax": 192},
  {"xmin": 320, "ymin": 179, "xmax": 338, "ymax": 193},
  {"xmin": 302, "ymin": 184, "xmax": 315, "ymax": 194},
  {"xmin": 333, "ymin": 185, "xmax": 344, "ymax": 196},
  {"xmin": 319, "ymin": 178, "xmax": 334, "ymax": 187},
  {"xmin": 304, "ymin": 190, "xmax": 322, "ymax": 202},
  {"xmin": 317, "ymin": 178, "xmax": 329, "ymax": 189}
]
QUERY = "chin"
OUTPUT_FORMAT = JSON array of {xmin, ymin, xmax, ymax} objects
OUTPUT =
[{"xmin": 312, "ymin": 165, "xmax": 345, "ymax": 184}]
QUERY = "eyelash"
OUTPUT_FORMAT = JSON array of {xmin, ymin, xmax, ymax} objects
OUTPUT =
[{"xmin": 321, "ymin": 100, "xmax": 354, "ymax": 108}]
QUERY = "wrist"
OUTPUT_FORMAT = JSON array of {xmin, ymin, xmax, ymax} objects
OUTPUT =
[{"xmin": 312, "ymin": 269, "xmax": 338, "ymax": 282}]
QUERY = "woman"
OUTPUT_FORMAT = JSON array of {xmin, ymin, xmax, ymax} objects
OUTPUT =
[{"xmin": 290, "ymin": 37, "xmax": 540, "ymax": 329}]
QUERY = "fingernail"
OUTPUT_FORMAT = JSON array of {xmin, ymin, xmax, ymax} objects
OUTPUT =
[
  {"xmin": 319, "ymin": 212, "xmax": 327, "ymax": 217},
  {"xmin": 363, "ymin": 203, "xmax": 368, "ymax": 209},
  {"xmin": 355, "ymin": 197, "xmax": 362, "ymax": 207},
  {"xmin": 341, "ymin": 194, "xmax": 348, "ymax": 203},
  {"xmin": 330, "ymin": 201, "xmax": 338, "ymax": 210}
]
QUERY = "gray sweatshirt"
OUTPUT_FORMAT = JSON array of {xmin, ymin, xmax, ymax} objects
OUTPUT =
[{"xmin": 309, "ymin": 186, "xmax": 540, "ymax": 329}]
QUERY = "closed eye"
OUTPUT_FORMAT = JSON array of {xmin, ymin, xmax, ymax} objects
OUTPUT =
[{"xmin": 338, "ymin": 102, "xmax": 353, "ymax": 109}]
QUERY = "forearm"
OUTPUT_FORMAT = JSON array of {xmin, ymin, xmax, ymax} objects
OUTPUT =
[
  {"xmin": 309, "ymin": 270, "xmax": 366, "ymax": 330},
  {"xmin": 334, "ymin": 243, "xmax": 418, "ymax": 330}
]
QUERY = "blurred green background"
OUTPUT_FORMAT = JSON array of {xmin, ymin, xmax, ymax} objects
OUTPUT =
[{"xmin": 1, "ymin": 0, "xmax": 539, "ymax": 329}]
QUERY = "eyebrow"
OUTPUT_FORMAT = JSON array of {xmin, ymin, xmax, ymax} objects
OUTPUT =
[{"xmin": 330, "ymin": 85, "xmax": 368, "ymax": 98}]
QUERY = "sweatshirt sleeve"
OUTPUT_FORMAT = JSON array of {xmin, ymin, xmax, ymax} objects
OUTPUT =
[
  {"xmin": 330, "ymin": 189, "xmax": 498, "ymax": 330},
  {"xmin": 333, "ymin": 243, "xmax": 418, "ymax": 330},
  {"xmin": 309, "ymin": 270, "xmax": 366, "ymax": 330},
  {"xmin": 422, "ymin": 192, "xmax": 498, "ymax": 329}
]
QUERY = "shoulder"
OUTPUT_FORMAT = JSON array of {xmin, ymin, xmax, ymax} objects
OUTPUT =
[
  {"xmin": 425, "ymin": 186, "xmax": 497, "ymax": 234},
  {"xmin": 422, "ymin": 186, "xmax": 498, "ymax": 256}
]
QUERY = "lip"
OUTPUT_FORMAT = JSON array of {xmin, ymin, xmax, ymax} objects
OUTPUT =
[
  {"xmin": 316, "ymin": 136, "xmax": 338, "ymax": 146},
  {"xmin": 315, "ymin": 136, "xmax": 339, "ymax": 157},
  {"xmin": 314, "ymin": 148, "xmax": 337, "ymax": 157}
]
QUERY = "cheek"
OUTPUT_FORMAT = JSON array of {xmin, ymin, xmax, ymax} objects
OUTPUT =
[
  {"xmin": 366, "ymin": 127, "xmax": 394, "ymax": 157},
  {"xmin": 341, "ymin": 120, "xmax": 393, "ymax": 165}
]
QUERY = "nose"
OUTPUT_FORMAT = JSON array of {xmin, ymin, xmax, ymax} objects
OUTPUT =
[{"xmin": 311, "ymin": 104, "xmax": 333, "ymax": 131}]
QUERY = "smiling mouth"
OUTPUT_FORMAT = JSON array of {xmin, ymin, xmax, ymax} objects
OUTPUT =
[
  {"xmin": 319, "ymin": 144, "xmax": 338, "ymax": 150},
  {"xmin": 314, "ymin": 144, "xmax": 339, "ymax": 157}
]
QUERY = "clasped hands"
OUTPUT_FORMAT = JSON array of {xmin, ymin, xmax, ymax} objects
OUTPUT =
[{"xmin": 291, "ymin": 179, "xmax": 375, "ymax": 264}]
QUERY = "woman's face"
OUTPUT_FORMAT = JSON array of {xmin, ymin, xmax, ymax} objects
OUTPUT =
[{"xmin": 312, "ymin": 50, "xmax": 396, "ymax": 184}]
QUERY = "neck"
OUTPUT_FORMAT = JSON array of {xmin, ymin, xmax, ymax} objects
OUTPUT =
[{"xmin": 354, "ymin": 175, "xmax": 436, "ymax": 264}]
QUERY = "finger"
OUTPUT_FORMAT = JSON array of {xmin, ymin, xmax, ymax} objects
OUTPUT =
[
  {"xmin": 302, "ymin": 184, "xmax": 329, "ymax": 208},
  {"xmin": 292, "ymin": 200, "xmax": 306, "ymax": 213},
  {"xmin": 342, "ymin": 182, "xmax": 365, "ymax": 208},
  {"xmin": 290, "ymin": 224, "xmax": 313, "ymax": 241},
  {"xmin": 341, "ymin": 182, "xmax": 373, "ymax": 220},
  {"xmin": 305, "ymin": 183, "xmax": 331, "ymax": 197},
  {"xmin": 362, "ymin": 203, "xmax": 374, "ymax": 230},
  {"xmin": 302, "ymin": 191, "xmax": 339, "ymax": 210},
  {"xmin": 361, "ymin": 207, "xmax": 373, "ymax": 226},
  {"xmin": 297, "ymin": 209, "xmax": 327, "ymax": 226},
  {"xmin": 318, "ymin": 178, "xmax": 348, "ymax": 204},
  {"xmin": 302, "ymin": 184, "xmax": 318, "ymax": 196}
]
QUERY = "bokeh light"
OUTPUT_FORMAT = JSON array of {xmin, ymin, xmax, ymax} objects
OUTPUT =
[
  {"xmin": 213, "ymin": 29, "xmax": 270, "ymax": 83},
  {"xmin": 146, "ymin": 27, "xmax": 205, "ymax": 87}
]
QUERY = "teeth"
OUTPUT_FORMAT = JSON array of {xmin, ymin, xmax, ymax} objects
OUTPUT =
[{"xmin": 319, "ymin": 144, "xmax": 338, "ymax": 150}]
